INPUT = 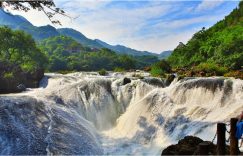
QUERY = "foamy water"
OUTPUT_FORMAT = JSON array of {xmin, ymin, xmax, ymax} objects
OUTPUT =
[{"xmin": 0, "ymin": 72, "xmax": 242, "ymax": 155}]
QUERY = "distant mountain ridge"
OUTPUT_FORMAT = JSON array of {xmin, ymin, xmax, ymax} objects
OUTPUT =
[
  {"xmin": 94, "ymin": 39, "xmax": 158, "ymax": 56},
  {"xmin": 57, "ymin": 28, "xmax": 104, "ymax": 49},
  {"xmin": 158, "ymin": 51, "xmax": 172, "ymax": 59},
  {"xmin": 0, "ymin": 9, "xmax": 172, "ymax": 57}
]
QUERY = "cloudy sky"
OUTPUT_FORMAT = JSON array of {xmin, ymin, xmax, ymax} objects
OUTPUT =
[{"xmin": 11, "ymin": 0, "xmax": 239, "ymax": 53}]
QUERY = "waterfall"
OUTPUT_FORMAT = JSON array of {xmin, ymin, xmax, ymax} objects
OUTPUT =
[{"xmin": 0, "ymin": 72, "xmax": 242, "ymax": 155}]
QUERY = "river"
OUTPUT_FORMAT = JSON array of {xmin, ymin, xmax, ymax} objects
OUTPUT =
[{"xmin": 0, "ymin": 72, "xmax": 242, "ymax": 155}]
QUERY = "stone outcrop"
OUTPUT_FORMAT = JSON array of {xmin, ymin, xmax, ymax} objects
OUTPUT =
[
  {"xmin": 123, "ymin": 77, "xmax": 131, "ymax": 85},
  {"xmin": 0, "ymin": 61, "xmax": 44, "ymax": 94},
  {"xmin": 161, "ymin": 136, "xmax": 229, "ymax": 155}
]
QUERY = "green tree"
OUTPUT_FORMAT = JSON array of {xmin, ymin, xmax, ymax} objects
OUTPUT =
[
  {"xmin": 168, "ymin": 1, "xmax": 243, "ymax": 70},
  {"xmin": 0, "ymin": 26, "xmax": 47, "ymax": 71}
]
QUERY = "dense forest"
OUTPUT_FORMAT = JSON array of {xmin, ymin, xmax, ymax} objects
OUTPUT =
[
  {"xmin": 166, "ymin": 1, "xmax": 243, "ymax": 77},
  {"xmin": 39, "ymin": 35, "xmax": 158, "ymax": 72},
  {"xmin": 0, "ymin": 27, "xmax": 47, "ymax": 93},
  {"xmin": 0, "ymin": 28, "xmax": 158, "ymax": 74},
  {"xmin": 0, "ymin": 26, "xmax": 47, "ymax": 72},
  {"xmin": 0, "ymin": 26, "xmax": 159, "ymax": 92}
]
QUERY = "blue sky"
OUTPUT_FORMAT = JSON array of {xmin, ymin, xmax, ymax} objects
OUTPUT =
[{"xmin": 12, "ymin": 0, "xmax": 240, "ymax": 53}]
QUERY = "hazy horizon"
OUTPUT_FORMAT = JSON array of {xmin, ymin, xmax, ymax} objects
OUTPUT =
[{"xmin": 9, "ymin": 0, "xmax": 240, "ymax": 53}]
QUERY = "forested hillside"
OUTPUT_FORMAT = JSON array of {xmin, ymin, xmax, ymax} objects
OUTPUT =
[
  {"xmin": 0, "ymin": 9, "xmax": 161, "ymax": 57},
  {"xmin": 0, "ymin": 27, "xmax": 47, "ymax": 93},
  {"xmin": 0, "ymin": 27, "xmax": 46, "ymax": 72},
  {"xmin": 168, "ymin": 1, "xmax": 243, "ymax": 72},
  {"xmin": 0, "ymin": 27, "xmax": 158, "ymax": 93},
  {"xmin": 39, "ymin": 36, "xmax": 159, "ymax": 72}
]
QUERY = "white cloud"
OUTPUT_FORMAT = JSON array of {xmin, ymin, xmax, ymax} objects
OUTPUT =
[
  {"xmin": 67, "ymin": 1, "xmax": 174, "ymax": 47},
  {"xmin": 196, "ymin": 0, "xmax": 224, "ymax": 12},
  {"xmin": 6, "ymin": 0, "xmax": 237, "ymax": 53},
  {"xmin": 120, "ymin": 29, "xmax": 198, "ymax": 53},
  {"xmin": 10, "ymin": 9, "xmax": 53, "ymax": 26}
]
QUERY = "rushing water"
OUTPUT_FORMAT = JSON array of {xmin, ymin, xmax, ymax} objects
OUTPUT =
[{"xmin": 0, "ymin": 72, "xmax": 243, "ymax": 155}]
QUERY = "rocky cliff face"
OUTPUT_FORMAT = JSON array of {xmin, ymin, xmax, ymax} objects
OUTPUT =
[{"xmin": 0, "ymin": 61, "xmax": 44, "ymax": 93}]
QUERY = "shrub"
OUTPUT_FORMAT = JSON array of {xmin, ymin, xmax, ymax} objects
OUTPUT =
[
  {"xmin": 150, "ymin": 60, "xmax": 171, "ymax": 77},
  {"xmin": 114, "ymin": 67, "xmax": 125, "ymax": 72},
  {"xmin": 150, "ymin": 66, "xmax": 166, "ymax": 77},
  {"xmin": 99, "ymin": 69, "xmax": 107, "ymax": 76},
  {"xmin": 194, "ymin": 62, "xmax": 228, "ymax": 76},
  {"xmin": 4, "ymin": 72, "xmax": 14, "ymax": 79},
  {"xmin": 20, "ymin": 62, "xmax": 36, "ymax": 72},
  {"xmin": 224, "ymin": 70, "xmax": 243, "ymax": 79}
]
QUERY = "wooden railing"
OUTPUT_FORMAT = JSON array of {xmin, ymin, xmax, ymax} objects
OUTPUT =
[
  {"xmin": 198, "ymin": 118, "xmax": 240, "ymax": 155},
  {"xmin": 216, "ymin": 118, "xmax": 240, "ymax": 155}
]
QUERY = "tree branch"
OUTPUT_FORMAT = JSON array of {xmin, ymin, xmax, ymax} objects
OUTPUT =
[{"xmin": 0, "ymin": 0, "xmax": 67, "ymax": 25}]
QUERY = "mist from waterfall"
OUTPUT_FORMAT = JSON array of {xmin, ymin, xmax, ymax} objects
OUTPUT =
[{"xmin": 0, "ymin": 72, "xmax": 243, "ymax": 155}]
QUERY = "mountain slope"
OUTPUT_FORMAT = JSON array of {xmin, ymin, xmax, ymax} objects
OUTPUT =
[
  {"xmin": 0, "ymin": 9, "xmax": 59, "ymax": 40},
  {"xmin": 158, "ymin": 51, "xmax": 172, "ymax": 59},
  {"xmin": 95, "ymin": 39, "xmax": 158, "ymax": 56},
  {"xmin": 168, "ymin": 1, "xmax": 243, "ymax": 70},
  {"xmin": 0, "ymin": 9, "xmax": 32, "ymax": 28},
  {"xmin": 0, "ymin": 9, "xmax": 158, "ymax": 56},
  {"xmin": 57, "ymin": 28, "xmax": 103, "ymax": 49},
  {"xmin": 39, "ymin": 35, "xmax": 159, "ymax": 71}
]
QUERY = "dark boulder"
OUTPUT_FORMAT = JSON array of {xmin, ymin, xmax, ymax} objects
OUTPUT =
[
  {"xmin": 162, "ymin": 136, "xmax": 230, "ymax": 155},
  {"xmin": 0, "ymin": 61, "xmax": 44, "ymax": 94},
  {"xmin": 123, "ymin": 77, "xmax": 131, "ymax": 85},
  {"xmin": 194, "ymin": 141, "xmax": 217, "ymax": 155},
  {"xmin": 178, "ymin": 136, "xmax": 203, "ymax": 146},
  {"xmin": 17, "ymin": 84, "xmax": 26, "ymax": 92},
  {"xmin": 162, "ymin": 136, "xmax": 203, "ymax": 155},
  {"xmin": 166, "ymin": 74, "xmax": 176, "ymax": 86},
  {"xmin": 142, "ymin": 78, "xmax": 166, "ymax": 87}
]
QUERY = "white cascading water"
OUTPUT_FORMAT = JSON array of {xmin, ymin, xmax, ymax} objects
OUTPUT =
[{"xmin": 0, "ymin": 72, "xmax": 242, "ymax": 155}]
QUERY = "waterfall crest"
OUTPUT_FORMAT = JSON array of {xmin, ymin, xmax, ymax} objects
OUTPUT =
[{"xmin": 0, "ymin": 72, "xmax": 242, "ymax": 155}]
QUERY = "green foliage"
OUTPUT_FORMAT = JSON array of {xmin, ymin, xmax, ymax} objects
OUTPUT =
[
  {"xmin": 150, "ymin": 60, "xmax": 171, "ymax": 77},
  {"xmin": 0, "ymin": 26, "xmax": 47, "ymax": 72},
  {"xmin": 39, "ymin": 36, "xmax": 158, "ymax": 72},
  {"xmin": 135, "ymin": 55, "xmax": 159, "ymax": 69},
  {"xmin": 99, "ymin": 69, "xmax": 107, "ymax": 76},
  {"xmin": 3, "ymin": 72, "xmax": 13, "ymax": 79},
  {"xmin": 224, "ymin": 70, "xmax": 243, "ymax": 79},
  {"xmin": 150, "ymin": 67, "xmax": 165, "ymax": 77},
  {"xmin": 113, "ymin": 67, "xmax": 125, "ymax": 72},
  {"xmin": 168, "ymin": 2, "xmax": 243, "ymax": 70},
  {"xmin": 20, "ymin": 63, "xmax": 36, "ymax": 72},
  {"xmin": 194, "ymin": 63, "xmax": 228, "ymax": 76}
]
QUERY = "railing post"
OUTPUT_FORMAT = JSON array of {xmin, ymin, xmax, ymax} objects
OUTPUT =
[
  {"xmin": 198, "ymin": 142, "xmax": 210, "ymax": 155},
  {"xmin": 217, "ymin": 123, "xmax": 226, "ymax": 155},
  {"xmin": 230, "ymin": 118, "xmax": 239, "ymax": 155}
]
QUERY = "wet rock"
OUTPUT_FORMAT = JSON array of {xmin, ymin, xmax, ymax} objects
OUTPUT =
[
  {"xmin": 123, "ymin": 77, "xmax": 131, "ymax": 85},
  {"xmin": 194, "ymin": 141, "xmax": 217, "ymax": 155},
  {"xmin": 176, "ymin": 78, "xmax": 225, "ymax": 93},
  {"xmin": 166, "ymin": 74, "xmax": 176, "ymax": 86},
  {"xmin": 161, "ymin": 136, "xmax": 203, "ymax": 155},
  {"xmin": 162, "ymin": 136, "xmax": 229, "ymax": 155},
  {"xmin": 0, "ymin": 61, "xmax": 44, "ymax": 93},
  {"xmin": 142, "ymin": 78, "xmax": 166, "ymax": 87},
  {"xmin": 17, "ymin": 84, "xmax": 26, "ymax": 92}
]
